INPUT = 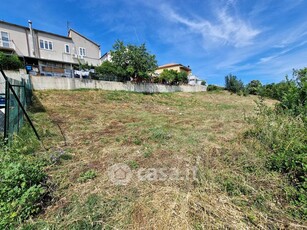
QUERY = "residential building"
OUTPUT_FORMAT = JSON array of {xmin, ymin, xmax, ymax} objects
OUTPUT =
[
  {"xmin": 155, "ymin": 63, "xmax": 192, "ymax": 75},
  {"xmin": 0, "ymin": 20, "xmax": 101, "ymax": 77},
  {"xmin": 100, "ymin": 51, "xmax": 112, "ymax": 62},
  {"xmin": 188, "ymin": 74, "xmax": 203, "ymax": 85}
]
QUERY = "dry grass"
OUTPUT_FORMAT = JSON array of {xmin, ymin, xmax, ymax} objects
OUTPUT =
[{"xmin": 24, "ymin": 90, "xmax": 306, "ymax": 229}]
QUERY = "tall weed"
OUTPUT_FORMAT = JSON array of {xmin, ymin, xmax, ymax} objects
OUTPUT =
[
  {"xmin": 247, "ymin": 100, "xmax": 306, "ymax": 218},
  {"xmin": 0, "ymin": 127, "xmax": 48, "ymax": 228}
]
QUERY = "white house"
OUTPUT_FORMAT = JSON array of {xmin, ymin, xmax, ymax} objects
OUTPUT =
[
  {"xmin": 100, "ymin": 51, "xmax": 112, "ymax": 62},
  {"xmin": 188, "ymin": 74, "xmax": 203, "ymax": 85},
  {"xmin": 0, "ymin": 20, "xmax": 101, "ymax": 77}
]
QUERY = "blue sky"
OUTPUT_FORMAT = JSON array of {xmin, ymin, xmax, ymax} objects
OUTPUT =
[{"xmin": 1, "ymin": 0, "xmax": 307, "ymax": 85}]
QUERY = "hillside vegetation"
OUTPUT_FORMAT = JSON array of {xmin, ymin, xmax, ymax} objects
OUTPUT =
[{"xmin": 15, "ymin": 90, "xmax": 305, "ymax": 229}]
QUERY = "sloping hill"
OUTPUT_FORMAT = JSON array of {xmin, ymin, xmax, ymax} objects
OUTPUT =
[{"xmin": 24, "ymin": 90, "xmax": 305, "ymax": 229}]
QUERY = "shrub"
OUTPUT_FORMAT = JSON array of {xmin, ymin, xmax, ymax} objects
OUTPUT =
[
  {"xmin": 276, "ymin": 69, "xmax": 307, "ymax": 118},
  {"xmin": 0, "ymin": 52, "xmax": 23, "ymax": 70},
  {"xmin": 158, "ymin": 69, "xmax": 178, "ymax": 85},
  {"xmin": 248, "ymin": 68, "xmax": 307, "ymax": 218},
  {"xmin": 95, "ymin": 61, "xmax": 129, "ymax": 82},
  {"xmin": 246, "ymin": 80, "xmax": 262, "ymax": 95},
  {"xmin": 247, "ymin": 100, "xmax": 307, "ymax": 218},
  {"xmin": 0, "ymin": 127, "xmax": 48, "ymax": 228},
  {"xmin": 259, "ymin": 68, "xmax": 307, "ymax": 118},
  {"xmin": 177, "ymin": 71, "xmax": 188, "ymax": 84},
  {"xmin": 207, "ymin": 84, "xmax": 225, "ymax": 91},
  {"xmin": 156, "ymin": 69, "xmax": 189, "ymax": 85}
]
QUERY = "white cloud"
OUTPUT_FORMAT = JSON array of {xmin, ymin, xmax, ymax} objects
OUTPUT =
[{"xmin": 157, "ymin": 3, "xmax": 260, "ymax": 48}]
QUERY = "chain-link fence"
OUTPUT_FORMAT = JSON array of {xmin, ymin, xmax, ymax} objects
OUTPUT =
[{"xmin": 0, "ymin": 71, "xmax": 33, "ymax": 141}]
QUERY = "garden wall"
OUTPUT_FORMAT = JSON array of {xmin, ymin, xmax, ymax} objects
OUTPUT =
[{"xmin": 30, "ymin": 76, "xmax": 207, "ymax": 93}]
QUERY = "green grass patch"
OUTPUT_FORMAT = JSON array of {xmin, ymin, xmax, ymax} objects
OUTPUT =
[{"xmin": 0, "ymin": 126, "xmax": 49, "ymax": 229}]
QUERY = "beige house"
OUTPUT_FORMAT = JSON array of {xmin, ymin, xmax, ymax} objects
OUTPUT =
[
  {"xmin": 155, "ymin": 63, "xmax": 192, "ymax": 75},
  {"xmin": 0, "ymin": 20, "xmax": 101, "ymax": 77}
]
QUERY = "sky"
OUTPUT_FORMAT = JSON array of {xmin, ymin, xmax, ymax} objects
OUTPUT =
[{"xmin": 1, "ymin": 0, "xmax": 307, "ymax": 85}]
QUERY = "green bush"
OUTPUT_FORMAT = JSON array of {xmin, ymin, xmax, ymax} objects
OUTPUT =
[
  {"xmin": 0, "ymin": 128, "xmax": 48, "ymax": 228},
  {"xmin": 247, "ymin": 68, "xmax": 307, "ymax": 218},
  {"xmin": 259, "ymin": 68, "xmax": 307, "ymax": 118},
  {"xmin": 207, "ymin": 84, "xmax": 225, "ymax": 91},
  {"xmin": 157, "ymin": 69, "xmax": 188, "ymax": 85},
  {"xmin": 201, "ymin": 80, "xmax": 206, "ymax": 86},
  {"xmin": 246, "ymin": 80, "xmax": 262, "ymax": 95},
  {"xmin": 247, "ymin": 100, "xmax": 307, "ymax": 218},
  {"xmin": 0, "ymin": 52, "xmax": 23, "ymax": 70},
  {"xmin": 277, "ymin": 70, "xmax": 307, "ymax": 118},
  {"xmin": 94, "ymin": 61, "xmax": 129, "ymax": 82},
  {"xmin": 259, "ymin": 82, "xmax": 289, "ymax": 100}
]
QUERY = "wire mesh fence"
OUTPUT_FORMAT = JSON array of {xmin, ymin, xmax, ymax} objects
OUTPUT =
[{"xmin": 0, "ymin": 72, "xmax": 33, "ymax": 141}]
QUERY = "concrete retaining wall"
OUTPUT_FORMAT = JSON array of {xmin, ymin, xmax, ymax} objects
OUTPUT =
[
  {"xmin": 0, "ymin": 70, "xmax": 30, "ymax": 94},
  {"xmin": 30, "ymin": 76, "xmax": 207, "ymax": 93},
  {"xmin": 2, "ymin": 69, "xmax": 29, "ymax": 81}
]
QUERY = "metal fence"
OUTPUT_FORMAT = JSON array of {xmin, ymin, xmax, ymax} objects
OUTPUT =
[{"xmin": 0, "ymin": 70, "xmax": 34, "ymax": 141}]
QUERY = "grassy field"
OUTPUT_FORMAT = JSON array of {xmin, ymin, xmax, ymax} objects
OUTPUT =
[{"xmin": 23, "ymin": 90, "xmax": 305, "ymax": 229}]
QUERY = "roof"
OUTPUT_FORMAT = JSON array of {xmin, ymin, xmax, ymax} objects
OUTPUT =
[
  {"xmin": 0, "ymin": 20, "xmax": 72, "ymax": 40},
  {"xmin": 68, "ymin": 29, "xmax": 100, "ymax": 47},
  {"xmin": 157, "ymin": 63, "xmax": 191, "ymax": 71},
  {"xmin": 0, "ymin": 21, "xmax": 101, "ymax": 46},
  {"xmin": 100, "ymin": 51, "xmax": 111, "ymax": 59}
]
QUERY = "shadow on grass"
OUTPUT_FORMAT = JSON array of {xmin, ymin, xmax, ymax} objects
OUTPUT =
[{"xmin": 28, "ymin": 93, "xmax": 46, "ymax": 113}]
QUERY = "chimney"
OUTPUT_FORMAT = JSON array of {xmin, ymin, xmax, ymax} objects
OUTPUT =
[
  {"xmin": 28, "ymin": 20, "xmax": 32, "ymax": 30},
  {"xmin": 28, "ymin": 20, "xmax": 36, "ymax": 57}
]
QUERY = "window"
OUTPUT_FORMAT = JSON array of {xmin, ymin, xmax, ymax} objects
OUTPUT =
[
  {"xmin": 39, "ymin": 39, "xmax": 53, "ymax": 50},
  {"xmin": 79, "ymin": 47, "xmax": 86, "ymax": 56},
  {"xmin": 1, "ymin": 31, "xmax": 10, "ymax": 48},
  {"xmin": 48, "ymin": 41, "xmax": 53, "ymax": 50},
  {"xmin": 65, "ymin": 44, "xmax": 70, "ymax": 53},
  {"xmin": 40, "ymin": 40, "xmax": 44, "ymax": 49}
]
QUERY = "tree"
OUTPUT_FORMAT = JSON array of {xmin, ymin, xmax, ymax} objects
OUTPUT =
[
  {"xmin": 94, "ymin": 61, "xmax": 127, "ymax": 81},
  {"xmin": 246, "ymin": 80, "xmax": 262, "ymax": 95},
  {"xmin": 96, "ymin": 61, "xmax": 116, "ymax": 75},
  {"xmin": 177, "ymin": 71, "xmax": 188, "ymax": 84},
  {"xmin": 225, "ymin": 74, "xmax": 244, "ymax": 94},
  {"xmin": 277, "ymin": 68, "xmax": 307, "ymax": 116},
  {"xmin": 0, "ymin": 52, "xmax": 23, "ymax": 70},
  {"xmin": 258, "ymin": 68, "xmax": 307, "ymax": 117},
  {"xmin": 159, "ymin": 69, "xmax": 178, "ymax": 84},
  {"xmin": 110, "ymin": 40, "xmax": 157, "ymax": 82},
  {"xmin": 293, "ymin": 67, "xmax": 307, "ymax": 80},
  {"xmin": 201, "ymin": 80, "xmax": 206, "ymax": 86},
  {"xmin": 157, "ymin": 70, "xmax": 188, "ymax": 85}
]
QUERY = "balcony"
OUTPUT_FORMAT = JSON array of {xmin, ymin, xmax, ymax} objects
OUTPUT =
[{"xmin": 0, "ymin": 39, "xmax": 15, "ymax": 51}]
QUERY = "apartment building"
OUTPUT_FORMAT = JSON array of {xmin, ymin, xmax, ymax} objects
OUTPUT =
[{"xmin": 0, "ymin": 20, "xmax": 101, "ymax": 77}]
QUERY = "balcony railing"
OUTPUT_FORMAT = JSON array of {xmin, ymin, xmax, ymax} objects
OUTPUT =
[{"xmin": 0, "ymin": 39, "xmax": 15, "ymax": 50}]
